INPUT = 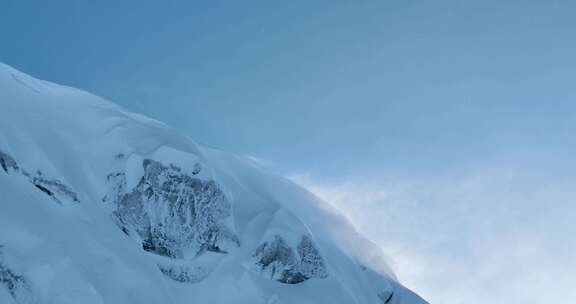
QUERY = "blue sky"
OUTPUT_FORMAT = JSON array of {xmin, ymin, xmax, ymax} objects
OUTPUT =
[{"xmin": 2, "ymin": 1, "xmax": 575, "ymax": 303}]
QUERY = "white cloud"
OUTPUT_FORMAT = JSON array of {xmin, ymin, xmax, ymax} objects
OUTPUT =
[{"xmin": 290, "ymin": 170, "xmax": 576, "ymax": 304}]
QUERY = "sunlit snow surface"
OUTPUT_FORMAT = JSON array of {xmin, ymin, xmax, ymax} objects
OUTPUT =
[{"xmin": 0, "ymin": 63, "xmax": 427, "ymax": 304}]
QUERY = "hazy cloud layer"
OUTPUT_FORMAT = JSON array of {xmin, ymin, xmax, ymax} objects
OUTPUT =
[{"xmin": 291, "ymin": 169, "xmax": 576, "ymax": 304}]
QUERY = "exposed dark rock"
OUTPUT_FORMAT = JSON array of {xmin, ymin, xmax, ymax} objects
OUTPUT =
[
  {"xmin": 0, "ymin": 150, "xmax": 78, "ymax": 204},
  {"xmin": 0, "ymin": 247, "xmax": 35, "ymax": 304},
  {"xmin": 254, "ymin": 235, "xmax": 300, "ymax": 283},
  {"xmin": 0, "ymin": 150, "xmax": 18, "ymax": 173},
  {"xmin": 297, "ymin": 235, "xmax": 328, "ymax": 279},
  {"xmin": 378, "ymin": 290, "xmax": 394, "ymax": 304},
  {"xmin": 253, "ymin": 235, "xmax": 328, "ymax": 284},
  {"xmin": 158, "ymin": 263, "xmax": 209, "ymax": 284},
  {"xmin": 31, "ymin": 171, "xmax": 79, "ymax": 203},
  {"xmin": 103, "ymin": 158, "xmax": 239, "ymax": 282},
  {"xmin": 0, "ymin": 264, "xmax": 25, "ymax": 298},
  {"xmin": 34, "ymin": 184, "xmax": 53, "ymax": 196},
  {"xmin": 102, "ymin": 172, "xmax": 126, "ymax": 203}
]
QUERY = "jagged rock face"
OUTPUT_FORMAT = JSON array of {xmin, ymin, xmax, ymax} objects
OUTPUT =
[
  {"xmin": 0, "ymin": 151, "xmax": 18, "ymax": 173},
  {"xmin": 253, "ymin": 235, "xmax": 328, "ymax": 284},
  {"xmin": 0, "ymin": 149, "xmax": 78, "ymax": 205},
  {"xmin": 158, "ymin": 262, "xmax": 209, "ymax": 284},
  {"xmin": 297, "ymin": 235, "xmax": 329, "ymax": 279},
  {"xmin": 30, "ymin": 172, "xmax": 80, "ymax": 203},
  {"xmin": 0, "ymin": 264, "xmax": 30, "ymax": 303},
  {"xmin": 0, "ymin": 247, "xmax": 35, "ymax": 304},
  {"xmin": 104, "ymin": 159, "xmax": 239, "ymax": 260}
]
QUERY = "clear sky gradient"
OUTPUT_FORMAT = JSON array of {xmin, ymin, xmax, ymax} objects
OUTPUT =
[{"xmin": 2, "ymin": 1, "xmax": 575, "ymax": 303}]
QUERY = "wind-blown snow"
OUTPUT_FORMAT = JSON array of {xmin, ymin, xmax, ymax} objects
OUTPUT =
[{"xmin": 0, "ymin": 62, "xmax": 427, "ymax": 304}]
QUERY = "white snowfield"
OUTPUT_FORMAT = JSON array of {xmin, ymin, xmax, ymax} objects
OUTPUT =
[{"xmin": 0, "ymin": 62, "xmax": 428, "ymax": 304}]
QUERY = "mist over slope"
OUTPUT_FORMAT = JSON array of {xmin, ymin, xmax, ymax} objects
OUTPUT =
[{"xmin": 0, "ymin": 62, "xmax": 427, "ymax": 304}]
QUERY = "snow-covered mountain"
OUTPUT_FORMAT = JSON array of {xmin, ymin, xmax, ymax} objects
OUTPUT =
[{"xmin": 0, "ymin": 62, "xmax": 428, "ymax": 304}]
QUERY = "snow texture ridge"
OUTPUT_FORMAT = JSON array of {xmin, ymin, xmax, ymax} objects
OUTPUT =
[{"xmin": 0, "ymin": 62, "xmax": 428, "ymax": 304}]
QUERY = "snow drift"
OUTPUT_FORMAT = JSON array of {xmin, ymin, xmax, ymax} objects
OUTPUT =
[{"xmin": 0, "ymin": 62, "xmax": 428, "ymax": 304}]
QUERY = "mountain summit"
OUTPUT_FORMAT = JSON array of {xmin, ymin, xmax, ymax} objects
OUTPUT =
[{"xmin": 0, "ymin": 63, "xmax": 427, "ymax": 304}]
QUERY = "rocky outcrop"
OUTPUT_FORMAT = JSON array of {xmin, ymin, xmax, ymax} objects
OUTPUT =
[
  {"xmin": 378, "ymin": 290, "xmax": 394, "ymax": 304},
  {"xmin": 103, "ymin": 158, "xmax": 239, "ymax": 282},
  {"xmin": 0, "ymin": 149, "xmax": 79, "ymax": 204},
  {"xmin": 0, "ymin": 247, "xmax": 35, "ymax": 304},
  {"xmin": 252, "ymin": 235, "xmax": 328, "ymax": 284},
  {"xmin": 29, "ymin": 172, "xmax": 79, "ymax": 203},
  {"xmin": 0, "ymin": 151, "xmax": 18, "ymax": 173},
  {"xmin": 157, "ymin": 262, "xmax": 209, "ymax": 283}
]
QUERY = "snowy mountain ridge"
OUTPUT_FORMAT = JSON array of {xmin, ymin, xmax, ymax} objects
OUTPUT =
[{"xmin": 0, "ymin": 62, "xmax": 428, "ymax": 304}]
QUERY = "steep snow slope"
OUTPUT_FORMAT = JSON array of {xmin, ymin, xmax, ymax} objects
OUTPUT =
[{"xmin": 0, "ymin": 62, "xmax": 428, "ymax": 304}]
